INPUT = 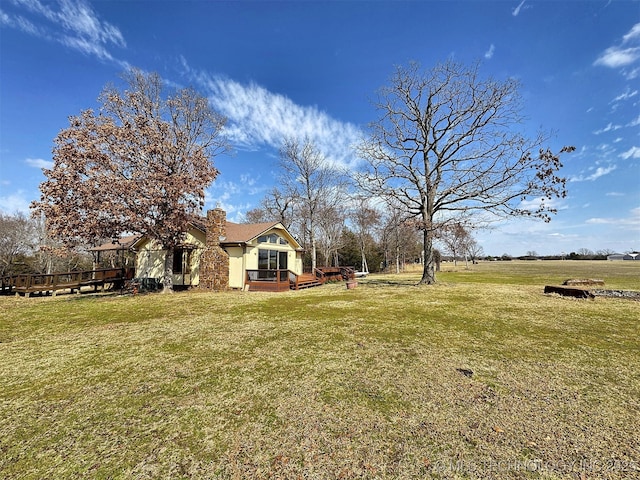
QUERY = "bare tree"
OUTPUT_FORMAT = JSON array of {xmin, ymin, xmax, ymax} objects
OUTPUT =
[
  {"xmin": 466, "ymin": 238, "xmax": 484, "ymax": 264},
  {"xmin": 350, "ymin": 198, "xmax": 381, "ymax": 273},
  {"xmin": 577, "ymin": 248, "xmax": 595, "ymax": 258},
  {"xmin": 316, "ymin": 205, "xmax": 346, "ymax": 266},
  {"xmin": 245, "ymin": 187, "xmax": 295, "ymax": 229},
  {"xmin": 356, "ymin": 61, "xmax": 574, "ymax": 284},
  {"xmin": 439, "ymin": 223, "xmax": 471, "ymax": 267},
  {"xmin": 31, "ymin": 69, "xmax": 228, "ymax": 292},
  {"xmin": 380, "ymin": 202, "xmax": 402, "ymax": 273},
  {"xmin": 0, "ymin": 212, "xmax": 37, "ymax": 275},
  {"xmin": 278, "ymin": 138, "xmax": 347, "ymax": 270},
  {"xmin": 244, "ymin": 207, "xmax": 271, "ymax": 224},
  {"xmin": 380, "ymin": 200, "xmax": 421, "ymax": 273}
]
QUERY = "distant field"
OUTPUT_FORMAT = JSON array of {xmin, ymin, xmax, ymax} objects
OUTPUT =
[
  {"xmin": 412, "ymin": 259, "xmax": 640, "ymax": 289},
  {"xmin": 1, "ymin": 261, "xmax": 638, "ymax": 479}
]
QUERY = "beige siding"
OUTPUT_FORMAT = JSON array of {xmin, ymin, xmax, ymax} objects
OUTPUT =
[
  {"xmin": 136, "ymin": 239, "xmax": 166, "ymax": 279},
  {"xmin": 290, "ymin": 253, "xmax": 304, "ymax": 274},
  {"xmin": 186, "ymin": 229, "xmax": 206, "ymax": 286},
  {"xmin": 244, "ymin": 244, "xmax": 259, "ymax": 270},
  {"xmin": 226, "ymin": 246, "xmax": 245, "ymax": 289},
  {"xmin": 135, "ymin": 229, "xmax": 206, "ymax": 286}
]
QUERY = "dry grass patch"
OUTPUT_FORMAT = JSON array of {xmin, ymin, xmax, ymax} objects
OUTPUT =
[{"xmin": 1, "ymin": 262, "xmax": 639, "ymax": 479}]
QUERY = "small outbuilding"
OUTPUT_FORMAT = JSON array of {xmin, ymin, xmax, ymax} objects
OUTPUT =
[{"xmin": 607, "ymin": 253, "xmax": 640, "ymax": 261}]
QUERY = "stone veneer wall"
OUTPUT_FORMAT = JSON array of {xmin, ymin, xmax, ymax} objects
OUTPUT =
[{"xmin": 199, "ymin": 208, "xmax": 229, "ymax": 290}]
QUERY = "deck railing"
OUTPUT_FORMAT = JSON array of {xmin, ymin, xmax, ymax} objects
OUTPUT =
[
  {"xmin": 1, "ymin": 267, "xmax": 134, "ymax": 296},
  {"xmin": 245, "ymin": 269, "xmax": 328, "ymax": 291},
  {"xmin": 313, "ymin": 266, "xmax": 356, "ymax": 282},
  {"xmin": 245, "ymin": 269, "xmax": 291, "ymax": 291}
]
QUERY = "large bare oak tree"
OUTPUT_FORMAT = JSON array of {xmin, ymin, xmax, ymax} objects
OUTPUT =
[
  {"xmin": 356, "ymin": 61, "xmax": 574, "ymax": 284},
  {"xmin": 32, "ymin": 69, "xmax": 228, "ymax": 292}
]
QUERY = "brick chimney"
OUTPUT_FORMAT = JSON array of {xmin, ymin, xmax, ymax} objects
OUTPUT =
[{"xmin": 199, "ymin": 208, "xmax": 229, "ymax": 290}]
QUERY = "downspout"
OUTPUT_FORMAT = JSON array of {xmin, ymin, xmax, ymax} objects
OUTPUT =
[{"xmin": 242, "ymin": 244, "xmax": 247, "ymax": 290}]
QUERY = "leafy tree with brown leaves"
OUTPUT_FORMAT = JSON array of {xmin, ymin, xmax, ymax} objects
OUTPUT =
[
  {"xmin": 356, "ymin": 60, "xmax": 574, "ymax": 284},
  {"xmin": 32, "ymin": 69, "xmax": 228, "ymax": 292}
]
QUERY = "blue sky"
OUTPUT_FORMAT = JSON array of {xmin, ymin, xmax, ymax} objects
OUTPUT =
[{"xmin": 1, "ymin": 0, "xmax": 638, "ymax": 256}]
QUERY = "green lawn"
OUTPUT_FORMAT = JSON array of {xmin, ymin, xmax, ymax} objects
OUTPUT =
[{"xmin": 1, "ymin": 261, "xmax": 638, "ymax": 479}]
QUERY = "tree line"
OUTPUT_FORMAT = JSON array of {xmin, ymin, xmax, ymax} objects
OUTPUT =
[
  {"xmin": 0, "ymin": 212, "xmax": 95, "ymax": 277},
  {"xmin": 12, "ymin": 60, "xmax": 574, "ymax": 290}
]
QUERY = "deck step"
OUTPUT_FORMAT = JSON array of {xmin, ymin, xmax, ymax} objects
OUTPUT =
[
  {"xmin": 291, "ymin": 273, "xmax": 323, "ymax": 290},
  {"xmin": 294, "ymin": 281, "xmax": 322, "ymax": 290}
]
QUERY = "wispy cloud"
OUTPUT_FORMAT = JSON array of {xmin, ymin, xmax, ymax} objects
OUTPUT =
[
  {"xmin": 512, "ymin": 0, "xmax": 527, "ymax": 17},
  {"xmin": 518, "ymin": 196, "xmax": 567, "ymax": 212},
  {"xmin": 180, "ymin": 59, "xmax": 363, "ymax": 171},
  {"xmin": 612, "ymin": 88, "xmax": 638, "ymax": 102},
  {"xmin": 204, "ymin": 171, "xmax": 271, "ymax": 218},
  {"xmin": 623, "ymin": 23, "xmax": 640, "ymax": 43},
  {"xmin": 594, "ymin": 22, "xmax": 640, "ymax": 77},
  {"xmin": 595, "ymin": 47, "xmax": 640, "ymax": 68},
  {"xmin": 25, "ymin": 158, "xmax": 54, "ymax": 170},
  {"xmin": 619, "ymin": 146, "xmax": 640, "ymax": 159},
  {"xmin": 484, "ymin": 44, "xmax": 495, "ymax": 59},
  {"xmin": 0, "ymin": 0, "xmax": 127, "ymax": 66},
  {"xmin": 569, "ymin": 164, "xmax": 617, "ymax": 182},
  {"xmin": 627, "ymin": 115, "xmax": 640, "ymax": 127},
  {"xmin": 0, "ymin": 190, "xmax": 32, "ymax": 214},
  {"xmin": 586, "ymin": 207, "xmax": 640, "ymax": 229},
  {"xmin": 593, "ymin": 122, "xmax": 622, "ymax": 135}
]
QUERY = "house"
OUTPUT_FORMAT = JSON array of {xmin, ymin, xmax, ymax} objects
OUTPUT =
[
  {"xmin": 607, "ymin": 252, "xmax": 640, "ymax": 261},
  {"xmin": 93, "ymin": 208, "xmax": 308, "ymax": 291}
]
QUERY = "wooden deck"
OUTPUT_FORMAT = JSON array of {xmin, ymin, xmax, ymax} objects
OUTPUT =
[
  {"xmin": 314, "ymin": 266, "xmax": 355, "ymax": 283},
  {"xmin": 291, "ymin": 273, "xmax": 323, "ymax": 290},
  {"xmin": 245, "ymin": 267, "xmax": 354, "ymax": 292},
  {"xmin": 1, "ymin": 268, "xmax": 134, "ymax": 297}
]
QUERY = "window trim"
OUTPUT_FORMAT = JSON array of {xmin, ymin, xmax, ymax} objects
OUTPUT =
[
  {"xmin": 258, "ymin": 248, "xmax": 288, "ymax": 271},
  {"xmin": 257, "ymin": 233, "xmax": 289, "ymax": 246}
]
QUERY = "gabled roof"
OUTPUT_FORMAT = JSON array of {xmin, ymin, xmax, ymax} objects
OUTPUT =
[
  {"xmin": 188, "ymin": 218, "xmax": 284, "ymax": 243},
  {"xmin": 224, "ymin": 221, "xmax": 280, "ymax": 243},
  {"xmin": 225, "ymin": 221, "xmax": 303, "ymax": 250}
]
